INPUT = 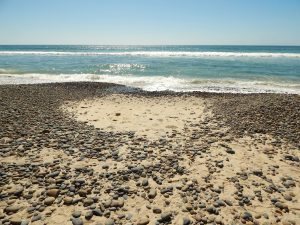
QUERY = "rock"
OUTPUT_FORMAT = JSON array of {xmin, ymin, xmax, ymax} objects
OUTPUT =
[
  {"xmin": 48, "ymin": 171, "xmax": 60, "ymax": 178},
  {"xmin": 83, "ymin": 198, "xmax": 94, "ymax": 206},
  {"xmin": 215, "ymin": 200, "xmax": 226, "ymax": 207},
  {"xmin": 72, "ymin": 211, "xmax": 82, "ymax": 218},
  {"xmin": 225, "ymin": 148, "xmax": 235, "ymax": 154},
  {"xmin": 199, "ymin": 202, "xmax": 206, "ymax": 208},
  {"xmin": 284, "ymin": 155, "xmax": 299, "ymax": 162},
  {"xmin": 137, "ymin": 217, "xmax": 150, "ymax": 225},
  {"xmin": 85, "ymin": 211, "xmax": 93, "ymax": 220},
  {"xmin": 224, "ymin": 199, "xmax": 233, "ymax": 206},
  {"xmin": 183, "ymin": 218, "xmax": 191, "ymax": 225},
  {"xmin": 64, "ymin": 196, "xmax": 73, "ymax": 205},
  {"xmin": 102, "ymin": 164, "xmax": 109, "ymax": 169},
  {"xmin": 207, "ymin": 206, "xmax": 217, "ymax": 214},
  {"xmin": 31, "ymin": 214, "xmax": 42, "ymax": 222},
  {"xmin": 275, "ymin": 202, "xmax": 289, "ymax": 210},
  {"xmin": 10, "ymin": 219, "xmax": 23, "ymax": 225},
  {"xmin": 20, "ymin": 220, "xmax": 29, "ymax": 225},
  {"xmin": 71, "ymin": 218, "xmax": 84, "ymax": 225},
  {"xmin": 78, "ymin": 189, "xmax": 88, "ymax": 197},
  {"xmin": 253, "ymin": 170, "xmax": 263, "ymax": 177},
  {"xmin": 242, "ymin": 212, "xmax": 253, "ymax": 221},
  {"xmin": 27, "ymin": 207, "xmax": 35, "ymax": 213},
  {"xmin": 148, "ymin": 189, "xmax": 157, "ymax": 199},
  {"xmin": 92, "ymin": 209, "xmax": 103, "ymax": 216},
  {"xmin": 110, "ymin": 199, "xmax": 124, "ymax": 208},
  {"xmin": 153, "ymin": 207, "xmax": 162, "ymax": 214},
  {"xmin": 46, "ymin": 189, "xmax": 60, "ymax": 198},
  {"xmin": 284, "ymin": 194, "xmax": 293, "ymax": 201},
  {"xmin": 142, "ymin": 179, "xmax": 149, "ymax": 186},
  {"xmin": 9, "ymin": 185, "xmax": 24, "ymax": 196},
  {"xmin": 159, "ymin": 212, "xmax": 172, "ymax": 222},
  {"xmin": 4, "ymin": 205, "xmax": 21, "ymax": 214},
  {"xmin": 283, "ymin": 180, "xmax": 295, "ymax": 188},
  {"xmin": 44, "ymin": 197, "xmax": 55, "ymax": 205},
  {"xmin": 105, "ymin": 218, "xmax": 114, "ymax": 225}
]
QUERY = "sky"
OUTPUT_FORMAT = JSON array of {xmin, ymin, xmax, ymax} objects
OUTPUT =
[{"xmin": 0, "ymin": 0, "xmax": 300, "ymax": 45}]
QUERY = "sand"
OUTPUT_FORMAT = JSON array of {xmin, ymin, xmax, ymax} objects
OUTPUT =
[
  {"xmin": 62, "ymin": 93, "xmax": 300, "ymax": 224},
  {"xmin": 1, "ymin": 83, "xmax": 299, "ymax": 225},
  {"xmin": 63, "ymin": 94, "xmax": 208, "ymax": 140}
]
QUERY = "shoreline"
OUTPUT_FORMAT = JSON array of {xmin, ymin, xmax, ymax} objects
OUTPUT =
[
  {"xmin": 1, "ymin": 75, "xmax": 300, "ymax": 95},
  {"xmin": 1, "ymin": 82, "xmax": 299, "ymax": 225}
]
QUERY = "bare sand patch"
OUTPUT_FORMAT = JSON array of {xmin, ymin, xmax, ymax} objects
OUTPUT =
[{"xmin": 63, "ymin": 94, "xmax": 207, "ymax": 139}]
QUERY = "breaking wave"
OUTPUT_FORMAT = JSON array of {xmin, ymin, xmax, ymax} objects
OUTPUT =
[
  {"xmin": 1, "ymin": 73, "xmax": 299, "ymax": 94},
  {"xmin": 0, "ymin": 51, "xmax": 300, "ymax": 58}
]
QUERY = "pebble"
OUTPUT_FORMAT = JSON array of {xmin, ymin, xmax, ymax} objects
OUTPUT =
[
  {"xmin": 4, "ymin": 205, "xmax": 21, "ymax": 214},
  {"xmin": 148, "ymin": 189, "xmax": 157, "ymax": 199},
  {"xmin": 46, "ymin": 189, "xmax": 60, "ymax": 198},
  {"xmin": 71, "ymin": 218, "xmax": 84, "ymax": 225},
  {"xmin": 83, "ymin": 198, "xmax": 94, "ymax": 206},
  {"xmin": 153, "ymin": 207, "xmax": 162, "ymax": 214},
  {"xmin": 64, "ymin": 197, "xmax": 73, "ymax": 205},
  {"xmin": 137, "ymin": 217, "xmax": 150, "ymax": 225},
  {"xmin": 85, "ymin": 210, "xmax": 93, "ymax": 220},
  {"xmin": 44, "ymin": 197, "xmax": 55, "ymax": 205},
  {"xmin": 105, "ymin": 218, "xmax": 115, "ymax": 225},
  {"xmin": 72, "ymin": 211, "xmax": 82, "ymax": 218},
  {"xmin": 31, "ymin": 214, "xmax": 42, "ymax": 222},
  {"xmin": 159, "ymin": 212, "xmax": 172, "ymax": 222},
  {"xmin": 183, "ymin": 218, "xmax": 191, "ymax": 225},
  {"xmin": 242, "ymin": 212, "xmax": 253, "ymax": 221}
]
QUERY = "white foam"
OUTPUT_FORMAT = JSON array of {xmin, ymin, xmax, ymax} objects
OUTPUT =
[
  {"xmin": 0, "ymin": 73, "xmax": 299, "ymax": 94},
  {"xmin": 0, "ymin": 51, "xmax": 300, "ymax": 58}
]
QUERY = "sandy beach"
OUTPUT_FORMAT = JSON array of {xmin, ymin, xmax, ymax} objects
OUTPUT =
[{"xmin": 0, "ymin": 82, "xmax": 300, "ymax": 225}]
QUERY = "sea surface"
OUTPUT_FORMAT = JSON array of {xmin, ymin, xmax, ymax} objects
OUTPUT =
[{"xmin": 0, "ymin": 45, "xmax": 300, "ymax": 94}]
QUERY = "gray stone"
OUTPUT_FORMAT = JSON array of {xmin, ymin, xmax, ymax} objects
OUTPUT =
[
  {"xmin": 148, "ymin": 189, "xmax": 157, "ymax": 199},
  {"xmin": 4, "ymin": 205, "xmax": 21, "ymax": 214},
  {"xmin": 183, "ymin": 218, "xmax": 191, "ymax": 225},
  {"xmin": 83, "ymin": 198, "xmax": 94, "ymax": 207},
  {"xmin": 105, "ymin": 218, "xmax": 114, "ymax": 225},
  {"xmin": 159, "ymin": 212, "xmax": 172, "ymax": 222},
  {"xmin": 85, "ymin": 211, "xmax": 93, "ymax": 220},
  {"xmin": 242, "ymin": 212, "xmax": 253, "ymax": 221},
  {"xmin": 71, "ymin": 218, "xmax": 84, "ymax": 225},
  {"xmin": 20, "ymin": 220, "xmax": 29, "ymax": 225},
  {"xmin": 72, "ymin": 211, "xmax": 81, "ymax": 218},
  {"xmin": 44, "ymin": 197, "xmax": 55, "ymax": 206},
  {"xmin": 31, "ymin": 214, "xmax": 42, "ymax": 222},
  {"xmin": 92, "ymin": 209, "xmax": 102, "ymax": 216},
  {"xmin": 142, "ymin": 179, "xmax": 148, "ymax": 186}
]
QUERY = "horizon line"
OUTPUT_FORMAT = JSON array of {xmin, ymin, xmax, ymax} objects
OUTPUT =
[{"xmin": 1, "ymin": 44, "xmax": 300, "ymax": 47}]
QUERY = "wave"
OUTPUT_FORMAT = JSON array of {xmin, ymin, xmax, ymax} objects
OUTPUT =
[
  {"xmin": 0, "ymin": 51, "xmax": 300, "ymax": 58},
  {"xmin": 0, "ymin": 73, "xmax": 299, "ymax": 94}
]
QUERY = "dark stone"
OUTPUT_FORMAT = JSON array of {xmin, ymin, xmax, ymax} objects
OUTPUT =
[
  {"xmin": 85, "ymin": 211, "xmax": 93, "ymax": 220},
  {"xmin": 31, "ymin": 214, "xmax": 42, "ymax": 222},
  {"xmin": 158, "ymin": 212, "xmax": 172, "ymax": 222}
]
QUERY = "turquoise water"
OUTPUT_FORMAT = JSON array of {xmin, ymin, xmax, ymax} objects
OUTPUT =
[{"xmin": 0, "ymin": 45, "xmax": 300, "ymax": 93}]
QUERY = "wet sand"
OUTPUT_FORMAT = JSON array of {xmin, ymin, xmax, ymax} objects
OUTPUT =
[{"xmin": 0, "ymin": 82, "xmax": 299, "ymax": 225}]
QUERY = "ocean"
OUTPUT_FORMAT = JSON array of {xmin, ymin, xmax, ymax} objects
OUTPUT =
[{"xmin": 0, "ymin": 45, "xmax": 300, "ymax": 94}]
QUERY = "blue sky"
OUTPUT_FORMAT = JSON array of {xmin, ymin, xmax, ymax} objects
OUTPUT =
[{"xmin": 0, "ymin": 0, "xmax": 300, "ymax": 45}]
